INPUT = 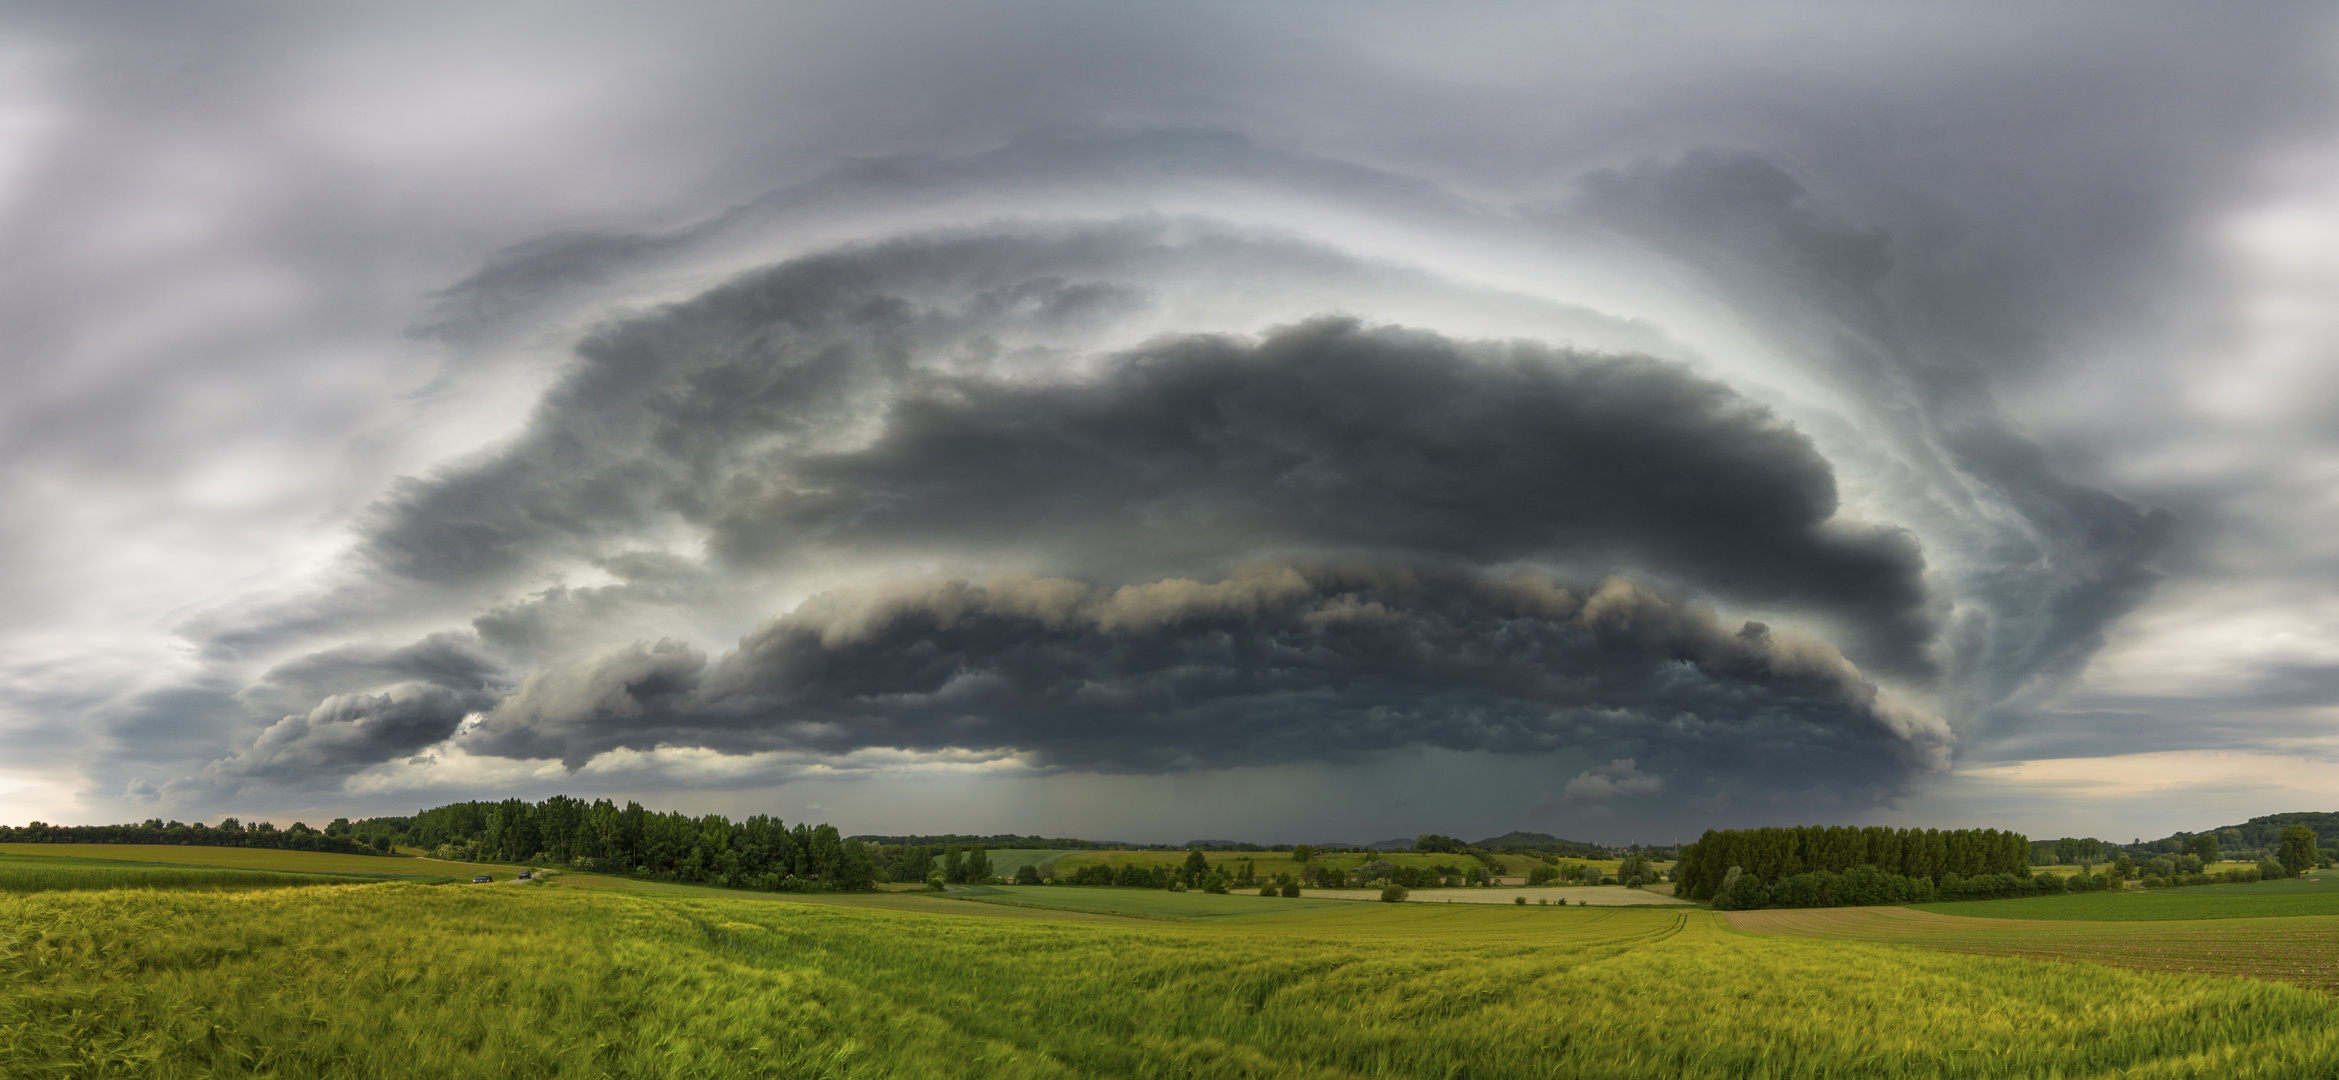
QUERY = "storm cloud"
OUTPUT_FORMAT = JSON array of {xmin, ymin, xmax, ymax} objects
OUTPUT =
[
  {"xmin": 437, "ymin": 565, "xmax": 1944, "ymax": 805},
  {"xmin": 7, "ymin": 3, "xmax": 2328, "ymax": 840}
]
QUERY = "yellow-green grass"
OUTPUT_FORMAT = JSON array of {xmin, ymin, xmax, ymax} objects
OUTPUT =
[
  {"xmin": 0, "ymin": 842, "xmax": 526, "ymax": 882},
  {"xmin": 1398, "ymin": 885, "xmax": 1691, "ymax": 906},
  {"xmin": 1045, "ymin": 848, "xmax": 1566, "ymax": 880},
  {"xmin": 934, "ymin": 884, "xmax": 1362, "ymax": 920},
  {"xmin": 10, "ymin": 883, "xmax": 2339, "ymax": 1078},
  {"xmin": 0, "ymin": 851, "xmax": 381, "ymax": 894},
  {"xmin": 959, "ymin": 849, "xmax": 1087, "ymax": 875},
  {"xmin": 1730, "ymin": 906, "xmax": 2339, "ymax": 995},
  {"xmin": 1914, "ymin": 873, "xmax": 2339, "ymax": 921}
]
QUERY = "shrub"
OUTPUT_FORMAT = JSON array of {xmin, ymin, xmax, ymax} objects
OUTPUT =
[
  {"xmin": 1280, "ymin": 881, "xmax": 1301, "ymax": 897},
  {"xmin": 1380, "ymin": 885, "xmax": 1409, "ymax": 903},
  {"xmin": 1513, "ymin": 896, "xmax": 1525, "ymax": 905},
  {"xmin": 1259, "ymin": 886, "xmax": 1275, "ymax": 896},
  {"xmin": 1526, "ymin": 864, "xmax": 1562, "ymax": 887}
]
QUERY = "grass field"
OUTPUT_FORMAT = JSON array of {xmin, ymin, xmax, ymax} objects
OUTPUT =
[
  {"xmin": 1396, "ymin": 885, "xmax": 1690, "ymax": 906},
  {"xmin": 1912, "ymin": 872, "xmax": 2339, "ymax": 921},
  {"xmin": 9, "ymin": 882, "xmax": 2339, "ymax": 1077},
  {"xmin": 938, "ymin": 884, "xmax": 1362, "ymax": 919},
  {"xmin": 967, "ymin": 849, "xmax": 1088, "ymax": 875},
  {"xmin": 0, "ymin": 851, "xmax": 382, "ymax": 893},
  {"xmin": 0, "ymin": 842, "xmax": 524, "ymax": 881},
  {"xmin": 1043, "ymin": 848, "xmax": 1574, "ymax": 881},
  {"xmin": 1729, "ymin": 906, "xmax": 2339, "ymax": 995}
]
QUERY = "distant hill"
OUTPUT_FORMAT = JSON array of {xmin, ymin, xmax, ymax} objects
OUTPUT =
[
  {"xmin": 1365, "ymin": 838, "xmax": 1415, "ymax": 851},
  {"xmin": 1474, "ymin": 831, "xmax": 1604, "ymax": 856},
  {"xmin": 2130, "ymin": 811, "xmax": 2339, "ymax": 855}
]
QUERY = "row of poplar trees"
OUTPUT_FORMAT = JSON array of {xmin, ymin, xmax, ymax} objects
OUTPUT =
[{"xmin": 1676, "ymin": 826, "xmax": 2029, "ymax": 902}]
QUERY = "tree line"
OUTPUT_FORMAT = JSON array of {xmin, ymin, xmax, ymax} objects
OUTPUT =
[
  {"xmin": 0, "ymin": 818, "xmax": 387, "ymax": 856},
  {"xmin": 400, "ymin": 797, "xmax": 873, "ymax": 891},
  {"xmin": 1677, "ymin": 826, "xmax": 2032, "ymax": 907}
]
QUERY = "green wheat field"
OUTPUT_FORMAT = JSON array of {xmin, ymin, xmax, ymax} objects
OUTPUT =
[{"xmin": 7, "ymin": 848, "xmax": 2339, "ymax": 1078}]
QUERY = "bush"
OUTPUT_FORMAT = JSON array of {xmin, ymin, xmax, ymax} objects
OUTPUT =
[
  {"xmin": 1280, "ymin": 880, "xmax": 1301, "ymax": 897},
  {"xmin": 1259, "ymin": 885, "xmax": 1276, "ymax": 896},
  {"xmin": 1380, "ymin": 885, "xmax": 1409, "ymax": 903},
  {"xmin": 1513, "ymin": 895, "xmax": 1525, "ymax": 905},
  {"xmin": 1526, "ymin": 864, "xmax": 1562, "ymax": 887}
]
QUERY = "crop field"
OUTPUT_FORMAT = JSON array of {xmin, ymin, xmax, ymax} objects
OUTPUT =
[
  {"xmin": 1044, "ymin": 848, "xmax": 1567, "ymax": 880},
  {"xmin": 0, "ymin": 842, "xmax": 522, "ymax": 881},
  {"xmin": 1396, "ymin": 885, "xmax": 1690, "ymax": 906},
  {"xmin": 10, "ymin": 881, "xmax": 2339, "ymax": 1077},
  {"xmin": 964, "ymin": 849, "xmax": 1088, "ymax": 875},
  {"xmin": 1729, "ymin": 906, "xmax": 2339, "ymax": 995},
  {"xmin": 936, "ymin": 883, "xmax": 1362, "ymax": 919},
  {"xmin": 0, "ymin": 851, "xmax": 381, "ymax": 893},
  {"xmin": 1911, "ymin": 873, "xmax": 2339, "ymax": 921}
]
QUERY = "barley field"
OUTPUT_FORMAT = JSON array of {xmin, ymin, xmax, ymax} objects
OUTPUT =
[{"xmin": 9, "ymin": 877, "xmax": 2339, "ymax": 1078}]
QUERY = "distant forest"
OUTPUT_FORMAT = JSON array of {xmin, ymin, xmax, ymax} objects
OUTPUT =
[
  {"xmin": 2127, "ymin": 811, "xmax": 2339, "ymax": 859},
  {"xmin": 4, "ymin": 798, "xmax": 877, "ymax": 892},
  {"xmin": 1676, "ymin": 826, "xmax": 2075, "ymax": 910},
  {"xmin": 0, "ymin": 818, "xmax": 385, "ymax": 856}
]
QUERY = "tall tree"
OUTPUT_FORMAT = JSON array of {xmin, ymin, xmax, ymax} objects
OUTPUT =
[{"xmin": 2278, "ymin": 824, "xmax": 2319, "ymax": 878}]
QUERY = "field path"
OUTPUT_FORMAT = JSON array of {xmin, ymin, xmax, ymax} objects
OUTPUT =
[{"xmin": 1730, "ymin": 905, "xmax": 2339, "ymax": 994}]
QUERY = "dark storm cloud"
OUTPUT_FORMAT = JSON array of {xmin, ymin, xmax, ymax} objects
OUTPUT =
[
  {"xmin": 1570, "ymin": 150, "xmax": 2170, "ymax": 707},
  {"xmin": 207, "ymin": 684, "xmax": 483, "ymax": 781},
  {"xmin": 363, "ymin": 227, "xmax": 1936, "ymax": 671},
  {"xmin": 451, "ymin": 565, "xmax": 1945, "ymax": 803}
]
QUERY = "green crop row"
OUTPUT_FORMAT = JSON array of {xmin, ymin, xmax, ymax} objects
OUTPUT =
[{"xmin": 7, "ymin": 880, "xmax": 2339, "ymax": 1078}]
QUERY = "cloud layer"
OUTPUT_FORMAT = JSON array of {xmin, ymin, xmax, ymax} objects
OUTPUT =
[{"xmin": 9, "ymin": 3, "xmax": 2330, "ymax": 840}]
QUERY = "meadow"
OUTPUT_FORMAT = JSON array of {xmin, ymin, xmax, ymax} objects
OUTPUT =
[
  {"xmin": 0, "ymin": 842, "xmax": 523, "ymax": 882},
  {"xmin": 939, "ymin": 883, "xmax": 1362, "ymax": 919},
  {"xmin": 1041, "ymin": 848, "xmax": 1585, "ymax": 881},
  {"xmin": 1730, "ymin": 906, "xmax": 2339, "ymax": 995},
  {"xmin": 8, "ymin": 863, "xmax": 2339, "ymax": 1077},
  {"xmin": 0, "ymin": 851, "xmax": 381, "ymax": 893}
]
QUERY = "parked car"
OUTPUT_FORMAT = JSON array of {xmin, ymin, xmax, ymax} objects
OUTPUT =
[
  {"xmin": 472, "ymin": 874, "xmax": 492, "ymax": 883},
  {"xmin": 517, "ymin": 870, "xmax": 533, "ymax": 880}
]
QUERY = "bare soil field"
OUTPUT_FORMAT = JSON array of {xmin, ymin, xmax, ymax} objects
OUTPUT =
[{"xmin": 1729, "ymin": 905, "xmax": 2339, "ymax": 994}]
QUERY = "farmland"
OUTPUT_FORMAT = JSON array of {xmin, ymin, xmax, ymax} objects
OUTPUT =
[
  {"xmin": 0, "ymin": 850, "xmax": 381, "ymax": 893},
  {"xmin": 1042, "ymin": 847, "xmax": 1581, "ymax": 881},
  {"xmin": 1729, "ymin": 906, "xmax": 2339, "ymax": 995},
  {"xmin": 0, "ymin": 842, "xmax": 524, "ymax": 882},
  {"xmin": 9, "ymin": 865, "xmax": 2339, "ymax": 1077},
  {"xmin": 1909, "ymin": 872, "xmax": 2339, "ymax": 921},
  {"xmin": 937, "ymin": 883, "xmax": 1361, "ymax": 919}
]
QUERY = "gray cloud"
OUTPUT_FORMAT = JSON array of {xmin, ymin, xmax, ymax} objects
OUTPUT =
[
  {"xmin": 447, "ymin": 565, "xmax": 1945, "ymax": 804},
  {"xmin": 210, "ymin": 684, "xmax": 482, "ymax": 782},
  {"xmin": 11, "ymin": 4, "xmax": 2324, "ymax": 839},
  {"xmin": 361, "ymin": 227, "xmax": 1940, "ymax": 669}
]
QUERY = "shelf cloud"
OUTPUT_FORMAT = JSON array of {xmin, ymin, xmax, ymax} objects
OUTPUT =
[{"xmin": 4, "ymin": 3, "xmax": 2327, "ymax": 840}]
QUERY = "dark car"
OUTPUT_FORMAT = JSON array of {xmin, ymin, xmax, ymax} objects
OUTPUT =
[
  {"xmin": 517, "ymin": 870, "xmax": 533, "ymax": 880},
  {"xmin": 472, "ymin": 874, "xmax": 492, "ymax": 883}
]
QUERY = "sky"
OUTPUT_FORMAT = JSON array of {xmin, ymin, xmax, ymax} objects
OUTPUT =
[{"xmin": 3, "ymin": 2, "xmax": 2336, "ymax": 845}]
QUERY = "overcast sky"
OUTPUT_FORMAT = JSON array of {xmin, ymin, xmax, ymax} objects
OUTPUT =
[{"xmin": 3, "ymin": 2, "xmax": 2336, "ymax": 844}]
